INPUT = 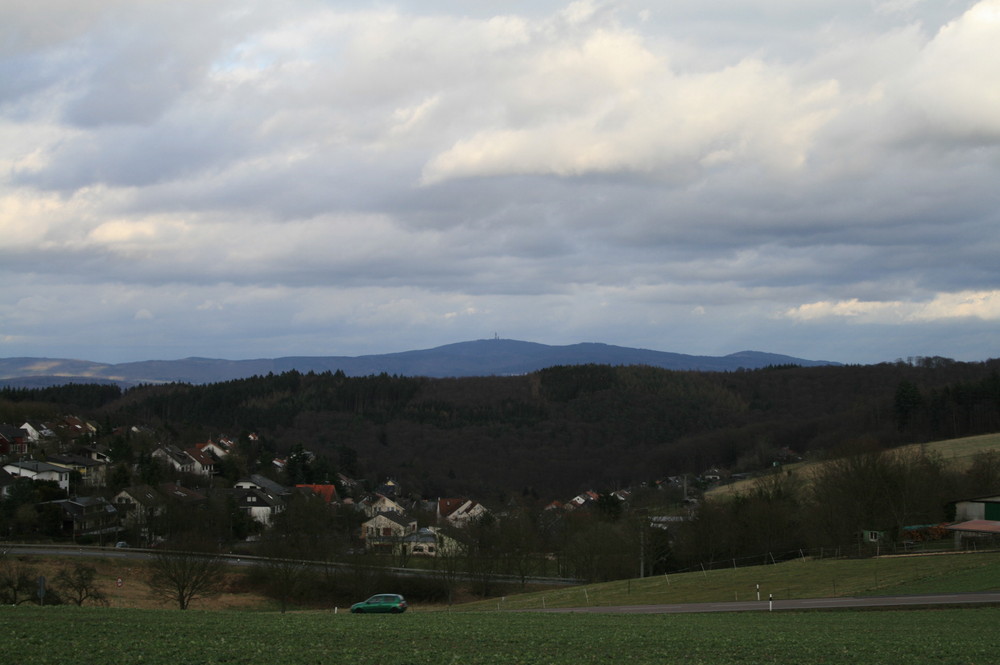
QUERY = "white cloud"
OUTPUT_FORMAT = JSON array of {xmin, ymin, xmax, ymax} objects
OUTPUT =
[{"xmin": 784, "ymin": 290, "xmax": 1000, "ymax": 323}]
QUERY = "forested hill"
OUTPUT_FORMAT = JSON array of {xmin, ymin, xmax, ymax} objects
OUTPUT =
[
  {"xmin": 0, "ymin": 339, "xmax": 838, "ymax": 387},
  {"xmin": 3, "ymin": 357, "xmax": 999, "ymax": 500}
]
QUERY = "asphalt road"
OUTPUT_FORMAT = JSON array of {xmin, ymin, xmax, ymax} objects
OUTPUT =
[{"xmin": 528, "ymin": 592, "xmax": 1000, "ymax": 614}]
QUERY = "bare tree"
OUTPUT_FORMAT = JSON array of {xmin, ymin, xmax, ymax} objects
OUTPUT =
[
  {"xmin": 55, "ymin": 563, "xmax": 109, "ymax": 607},
  {"xmin": 147, "ymin": 549, "xmax": 226, "ymax": 610},
  {"xmin": 0, "ymin": 554, "xmax": 38, "ymax": 605},
  {"xmin": 258, "ymin": 538, "xmax": 311, "ymax": 613}
]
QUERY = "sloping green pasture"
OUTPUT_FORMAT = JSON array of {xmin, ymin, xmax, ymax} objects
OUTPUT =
[
  {"xmin": 457, "ymin": 551, "xmax": 1000, "ymax": 611},
  {"xmin": 3, "ymin": 604, "xmax": 998, "ymax": 665},
  {"xmin": 708, "ymin": 432, "xmax": 1000, "ymax": 499}
]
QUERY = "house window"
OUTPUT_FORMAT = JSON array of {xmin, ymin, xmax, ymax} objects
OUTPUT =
[{"xmin": 382, "ymin": 527, "xmax": 392, "ymax": 536}]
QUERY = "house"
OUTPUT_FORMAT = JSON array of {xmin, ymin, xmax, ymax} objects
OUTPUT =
[
  {"xmin": 158, "ymin": 482, "xmax": 208, "ymax": 506},
  {"xmin": 74, "ymin": 442, "xmax": 111, "ymax": 464},
  {"xmin": 3, "ymin": 460, "xmax": 70, "ymax": 491},
  {"xmin": 377, "ymin": 479, "xmax": 400, "ymax": 498},
  {"xmin": 152, "ymin": 445, "xmax": 194, "ymax": 474},
  {"xmin": 47, "ymin": 453, "xmax": 108, "ymax": 487},
  {"xmin": 951, "ymin": 495, "xmax": 1000, "ymax": 522},
  {"xmin": 945, "ymin": 495, "xmax": 1000, "ymax": 548},
  {"xmin": 61, "ymin": 416, "xmax": 97, "ymax": 435},
  {"xmin": 361, "ymin": 511, "xmax": 418, "ymax": 554},
  {"xmin": 52, "ymin": 496, "xmax": 119, "ymax": 540},
  {"xmin": 196, "ymin": 438, "xmax": 231, "ymax": 459},
  {"xmin": 53, "ymin": 416, "xmax": 97, "ymax": 445},
  {"xmin": 184, "ymin": 447, "xmax": 216, "ymax": 477},
  {"xmin": 437, "ymin": 497, "xmax": 490, "ymax": 527},
  {"xmin": 20, "ymin": 421, "xmax": 54, "ymax": 443},
  {"xmin": 0, "ymin": 424, "xmax": 29, "ymax": 458},
  {"xmin": 235, "ymin": 474, "xmax": 291, "ymax": 497},
  {"xmin": 337, "ymin": 473, "xmax": 360, "ymax": 494},
  {"xmin": 566, "ymin": 490, "xmax": 600, "ymax": 511},
  {"xmin": 230, "ymin": 487, "xmax": 284, "ymax": 525},
  {"xmin": 114, "ymin": 485, "xmax": 165, "ymax": 536},
  {"xmin": 402, "ymin": 526, "xmax": 461, "ymax": 557},
  {"xmin": 296, "ymin": 483, "xmax": 338, "ymax": 504},
  {"xmin": 358, "ymin": 493, "xmax": 406, "ymax": 518}
]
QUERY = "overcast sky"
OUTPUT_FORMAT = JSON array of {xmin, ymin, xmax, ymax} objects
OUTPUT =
[{"xmin": 2, "ymin": 0, "xmax": 999, "ymax": 365}]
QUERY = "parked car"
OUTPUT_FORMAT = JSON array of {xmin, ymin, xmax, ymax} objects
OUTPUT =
[{"xmin": 350, "ymin": 594, "xmax": 408, "ymax": 614}]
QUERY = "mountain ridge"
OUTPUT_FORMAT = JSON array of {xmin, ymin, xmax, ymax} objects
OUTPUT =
[{"xmin": 0, "ymin": 339, "xmax": 841, "ymax": 388}]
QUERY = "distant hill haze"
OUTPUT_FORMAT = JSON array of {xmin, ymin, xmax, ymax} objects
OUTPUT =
[{"xmin": 0, "ymin": 339, "xmax": 840, "ymax": 388}]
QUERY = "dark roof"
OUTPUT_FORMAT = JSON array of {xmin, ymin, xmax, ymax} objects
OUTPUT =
[
  {"xmin": 0, "ymin": 424, "xmax": 27, "ymax": 441},
  {"xmin": 228, "ymin": 487, "xmax": 283, "ymax": 508},
  {"xmin": 47, "ymin": 453, "xmax": 103, "ymax": 469},
  {"xmin": 368, "ymin": 511, "xmax": 414, "ymax": 527},
  {"xmin": 5, "ymin": 460, "xmax": 68, "ymax": 475},
  {"xmin": 159, "ymin": 482, "xmax": 207, "ymax": 503},
  {"xmin": 238, "ymin": 474, "xmax": 289, "ymax": 496},
  {"xmin": 403, "ymin": 527, "xmax": 438, "ymax": 544},
  {"xmin": 949, "ymin": 495, "xmax": 1000, "ymax": 504},
  {"xmin": 118, "ymin": 485, "xmax": 164, "ymax": 507}
]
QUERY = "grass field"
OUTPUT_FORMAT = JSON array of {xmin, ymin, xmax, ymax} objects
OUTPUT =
[
  {"xmin": 455, "ymin": 550, "xmax": 1000, "ymax": 611},
  {"xmin": 707, "ymin": 432, "xmax": 1000, "ymax": 499},
  {"xmin": 3, "ymin": 604, "xmax": 998, "ymax": 664}
]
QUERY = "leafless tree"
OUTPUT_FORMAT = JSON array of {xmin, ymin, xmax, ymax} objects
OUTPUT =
[
  {"xmin": 258, "ymin": 537, "xmax": 311, "ymax": 613},
  {"xmin": 147, "ymin": 548, "xmax": 226, "ymax": 610},
  {"xmin": 55, "ymin": 563, "xmax": 109, "ymax": 606},
  {"xmin": 0, "ymin": 554, "xmax": 38, "ymax": 605}
]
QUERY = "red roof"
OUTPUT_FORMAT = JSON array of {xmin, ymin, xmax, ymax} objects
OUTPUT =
[
  {"xmin": 945, "ymin": 520, "xmax": 1000, "ymax": 534},
  {"xmin": 297, "ymin": 484, "xmax": 338, "ymax": 503},
  {"xmin": 438, "ymin": 498, "xmax": 466, "ymax": 518}
]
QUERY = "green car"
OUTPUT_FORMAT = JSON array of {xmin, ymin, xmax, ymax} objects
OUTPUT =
[{"xmin": 350, "ymin": 594, "xmax": 408, "ymax": 614}]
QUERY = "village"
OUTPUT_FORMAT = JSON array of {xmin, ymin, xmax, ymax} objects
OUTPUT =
[{"xmin": 0, "ymin": 417, "xmax": 685, "ymax": 570}]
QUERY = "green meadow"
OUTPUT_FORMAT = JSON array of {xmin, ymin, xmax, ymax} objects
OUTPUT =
[
  {"xmin": 3, "ymin": 604, "xmax": 998, "ymax": 665},
  {"xmin": 457, "ymin": 550, "xmax": 1000, "ymax": 611}
]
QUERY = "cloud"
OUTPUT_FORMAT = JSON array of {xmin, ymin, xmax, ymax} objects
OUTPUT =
[
  {"xmin": 784, "ymin": 291, "xmax": 1000, "ymax": 323},
  {"xmin": 1, "ymin": 0, "xmax": 998, "ymax": 365}
]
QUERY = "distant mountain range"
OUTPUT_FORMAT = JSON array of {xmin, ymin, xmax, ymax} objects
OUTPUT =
[{"xmin": 0, "ymin": 339, "xmax": 841, "ymax": 388}]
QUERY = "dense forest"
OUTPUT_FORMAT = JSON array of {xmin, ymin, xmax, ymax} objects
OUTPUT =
[{"xmin": 4, "ymin": 356, "xmax": 1000, "ymax": 501}]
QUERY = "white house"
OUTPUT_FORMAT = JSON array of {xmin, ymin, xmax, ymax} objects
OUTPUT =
[
  {"xmin": 232, "ymin": 487, "xmax": 284, "ymax": 526},
  {"xmin": 437, "ymin": 497, "xmax": 490, "ymax": 527},
  {"xmin": 197, "ymin": 438, "xmax": 231, "ymax": 459},
  {"xmin": 359, "ymin": 493, "xmax": 406, "ymax": 518},
  {"xmin": 361, "ymin": 511, "xmax": 417, "ymax": 553},
  {"xmin": 3, "ymin": 460, "xmax": 70, "ymax": 491},
  {"xmin": 20, "ymin": 421, "xmax": 54, "ymax": 443},
  {"xmin": 47, "ymin": 453, "xmax": 108, "ymax": 488},
  {"xmin": 152, "ymin": 445, "xmax": 194, "ymax": 474}
]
